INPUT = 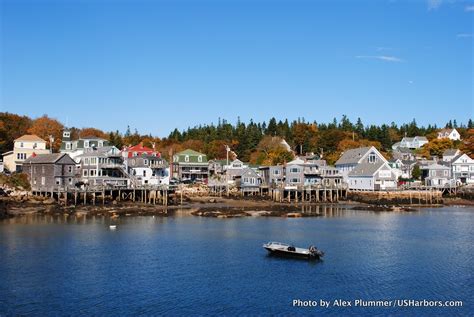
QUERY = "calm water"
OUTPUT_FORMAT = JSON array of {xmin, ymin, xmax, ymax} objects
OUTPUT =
[{"xmin": 0, "ymin": 206, "xmax": 473, "ymax": 316}]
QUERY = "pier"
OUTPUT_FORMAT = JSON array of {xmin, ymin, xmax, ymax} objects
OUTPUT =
[{"xmin": 30, "ymin": 185, "xmax": 175, "ymax": 206}]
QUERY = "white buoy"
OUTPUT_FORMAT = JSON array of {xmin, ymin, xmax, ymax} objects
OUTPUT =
[{"xmin": 109, "ymin": 225, "xmax": 117, "ymax": 230}]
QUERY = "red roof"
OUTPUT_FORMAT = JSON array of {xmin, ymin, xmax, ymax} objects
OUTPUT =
[{"xmin": 123, "ymin": 143, "xmax": 161, "ymax": 158}]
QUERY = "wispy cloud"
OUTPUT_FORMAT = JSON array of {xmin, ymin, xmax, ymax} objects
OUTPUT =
[
  {"xmin": 427, "ymin": 0, "xmax": 442, "ymax": 10},
  {"xmin": 457, "ymin": 33, "xmax": 473, "ymax": 38},
  {"xmin": 355, "ymin": 55, "xmax": 404, "ymax": 62},
  {"xmin": 465, "ymin": 5, "xmax": 474, "ymax": 11},
  {"xmin": 376, "ymin": 46, "xmax": 393, "ymax": 51}
]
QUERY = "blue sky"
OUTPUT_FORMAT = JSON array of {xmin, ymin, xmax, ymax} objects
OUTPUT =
[{"xmin": 1, "ymin": 0, "xmax": 473, "ymax": 136}]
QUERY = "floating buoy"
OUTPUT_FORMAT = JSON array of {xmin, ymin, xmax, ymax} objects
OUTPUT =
[{"xmin": 109, "ymin": 225, "xmax": 117, "ymax": 230}]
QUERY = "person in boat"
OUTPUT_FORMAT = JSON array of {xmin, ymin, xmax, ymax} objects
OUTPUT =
[
  {"xmin": 309, "ymin": 245, "xmax": 317, "ymax": 253},
  {"xmin": 287, "ymin": 246, "xmax": 296, "ymax": 252}
]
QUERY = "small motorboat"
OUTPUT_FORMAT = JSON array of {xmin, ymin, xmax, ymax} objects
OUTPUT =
[
  {"xmin": 263, "ymin": 242, "xmax": 324, "ymax": 260},
  {"xmin": 109, "ymin": 225, "xmax": 117, "ymax": 230}
]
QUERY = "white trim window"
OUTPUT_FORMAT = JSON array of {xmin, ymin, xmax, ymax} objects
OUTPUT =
[
  {"xmin": 198, "ymin": 155, "xmax": 202, "ymax": 162},
  {"xmin": 185, "ymin": 155, "xmax": 189, "ymax": 162},
  {"xmin": 83, "ymin": 169, "xmax": 89, "ymax": 177}
]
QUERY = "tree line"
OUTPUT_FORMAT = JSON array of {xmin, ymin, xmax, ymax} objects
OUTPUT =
[{"xmin": 1, "ymin": 112, "xmax": 473, "ymax": 165}]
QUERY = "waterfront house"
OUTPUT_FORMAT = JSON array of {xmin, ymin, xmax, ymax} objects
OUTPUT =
[
  {"xmin": 284, "ymin": 157, "xmax": 325, "ymax": 188},
  {"xmin": 121, "ymin": 143, "xmax": 168, "ymax": 186},
  {"xmin": 437, "ymin": 128, "xmax": 461, "ymax": 141},
  {"xmin": 335, "ymin": 146, "xmax": 397, "ymax": 191},
  {"xmin": 442, "ymin": 149, "xmax": 461, "ymax": 162},
  {"xmin": 420, "ymin": 163, "xmax": 453, "ymax": 187},
  {"xmin": 23, "ymin": 153, "xmax": 77, "ymax": 192},
  {"xmin": 259, "ymin": 165, "xmax": 285, "ymax": 189},
  {"xmin": 124, "ymin": 155, "xmax": 169, "ymax": 186},
  {"xmin": 172, "ymin": 149, "xmax": 208, "ymax": 182},
  {"xmin": 392, "ymin": 136, "xmax": 428, "ymax": 150},
  {"xmin": 319, "ymin": 166, "xmax": 343, "ymax": 187},
  {"xmin": 449, "ymin": 153, "xmax": 474, "ymax": 184},
  {"xmin": 236, "ymin": 167, "xmax": 262, "ymax": 195},
  {"xmin": 2, "ymin": 135, "xmax": 50, "ymax": 173},
  {"xmin": 225, "ymin": 159, "xmax": 249, "ymax": 181},
  {"xmin": 76, "ymin": 146, "xmax": 129, "ymax": 188},
  {"xmin": 60, "ymin": 129, "xmax": 110, "ymax": 160}
]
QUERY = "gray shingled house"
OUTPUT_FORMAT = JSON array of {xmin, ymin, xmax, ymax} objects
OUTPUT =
[{"xmin": 23, "ymin": 153, "xmax": 78, "ymax": 191}]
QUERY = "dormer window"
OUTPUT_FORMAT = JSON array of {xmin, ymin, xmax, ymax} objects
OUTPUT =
[
  {"xmin": 368, "ymin": 154, "xmax": 377, "ymax": 163},
  {"xmin": 133, "ymin": 152, "xmax": 138, "ymax": 157},
  {"xmin": 66, "ymin": 143, "xmax": 71, "ymax": 150},
  {"xmin": 20, "ymin": 142, "xmax": 24, "ymax": 148},
  {"xmin": 185, "ymin": 155, "xmax": 190, "ymax": 162},
  {"xmin": 144, "ymin": 159, "xmax": 148, "ymax": 165},
  {"xmin": 84, "ymin": 141, "xmax": 89, "ymax": 148},
  {"xmin": 198, "ymin": 155, "xmax": 202, "ymax": 162},
  {"xmin": 64, "ymin": 132, "xmax": 70, "ymax": 138},
  {"xmin": 98, "ymin": 141, "xmax": 103, "ymax": 147}
]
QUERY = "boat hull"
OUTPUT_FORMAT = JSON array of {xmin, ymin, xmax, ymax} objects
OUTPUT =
[{"xmin": 264, "ymin": 247, "xmax": 322, "ymax": 260}]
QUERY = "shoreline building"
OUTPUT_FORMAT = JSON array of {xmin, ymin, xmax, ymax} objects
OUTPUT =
[
  {"xmin": 122, "ymin": 144, "xmax": 169, "ymax": 186},
  {"xmin": 60, "ymin": 129, "xmax": 109, "ymax": 160},
  {"xmin": 335, "ymin": 146, "xmax": 397, "ymax": 191},
  {"xmin": 172, "ymin": 149, "xmax": 208, "ymax": 182},
  {"xmin": 23, "ymin": 153, "xmax": 77, "ymax": 192},
  {"xmin": 2, "ymin": 135, "xmax": 50, "ymax": 173}
]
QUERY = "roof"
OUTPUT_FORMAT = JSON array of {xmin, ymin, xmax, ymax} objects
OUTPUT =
[
  {"xmin": 176, "ymin": 149, "xmax": 206, "ymax": 156},
  {"xmin": 77, "ymin": 146, "xmax": 120, "ymax": 158},
  {"xmin": 124, "ymin": 143, "xmax": 155, "ymax": 153},
  {"xmin": 286, "ymin": 157, "xmax": 305, "ymax": 165},
  {"xmin": 80, "ymin": 136, "xmax": 107, "ymax": 140},
  {"xmin": 438, "ymin": 128, "xmax": 455, "ymax": 134},
  {"xmin": 415, "ymin": 136, "xmax": 428, "ymax": 141},
  {"xmin": 238, "ymin": 167, "xmax": 261, "ymax": 178},
  {"xmin": 15, "ymin": 134, "xmax": 46, "ymax": 142},
  {"xmin": 23, "ymin": 153, "xmax": 74, "ymax": 164},
  {"xmin": 395, "ymin": 147, "xmax": 415, "ymax": 154},
  {"xmin": 443, "ymin": 149, "xmax": 460, "ymax": 157},
  {"xmin": 348, "ymin": 161, "xmax": 385, "ymax": 177},
  {"xmin": 420, "ymin": 163, "xmax": 450, "ymax": 170},
  {"xmin": 174, "ymin": 149, "xmax": 208, "ymax": 163},
  {"xmin": 335, "ymin": 147, "xmax": 372, "ymax": 165}
]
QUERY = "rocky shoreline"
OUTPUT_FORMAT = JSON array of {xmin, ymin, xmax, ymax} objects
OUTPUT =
[{"xmin": 1, "ymin": 190, "xmax": 473, "ymax": 220}]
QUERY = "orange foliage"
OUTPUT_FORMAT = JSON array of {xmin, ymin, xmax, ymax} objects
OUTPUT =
[{"xmin": 27, "ymin": 115, "xmax": 63, "ymax": 151}]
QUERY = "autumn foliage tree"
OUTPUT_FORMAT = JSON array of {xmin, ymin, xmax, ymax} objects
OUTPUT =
[{"xmin": 27, "ymin": 115, "xmax": 63, "ymax": 151}]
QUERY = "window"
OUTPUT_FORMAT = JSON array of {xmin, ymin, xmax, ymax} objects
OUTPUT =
[
  {"xmin": 143, "ymin": 170, "xmax": 146, "ymax": 177},
  {"xmin": 444, "ymin": 170, "xmax": 448, "ymax": 176},
  {"xmin": 290, "ymin": 168, "xmax": 299, "ymax": 173},
  {"xmin": 90, "ymin": 170, "xmax": 96, "ymax": 177},
  {"xmin": 20, "ymin": 142, "xmax": 24, "ymax": 148},
  {"xmin": 273, "ymin": 170, "xmax": 280, "ymax": 175},
  {"xmin": 84, "ymin": 158, "xmax": 90, "ymax": 165},
  {"xmin": 291, "ymin": 178, "xmax": 299, "ymax": 183},
  {"xmin": 368, "ymin": 154, "xmax": 377, "ymax": 163},
  {"xmin": 83, "ymin": 169, "xmax": 89, "ymax": 177},
  {"xmin": 198, "ymin": 155, "xmax": 202, "ymax": 162},
  {"xmin": 133, "ymin": 152, "xmax": 138, "ymax": 157},
  {"xmin": 84, "ymin": 141, "xmax": 89, "ymax": 148},
  {"xmin": 64, "ymin": 132, "xmax": 70, "ymax": 138},
  {"xmin": 68, "ymin": 166, "xmax": 73, "ymax": 173},
  {"xmin": 185, "ymin": 155, "xmax": 189, "ymax": 162},
  {"xmin": 66, "ymin": 143, "xmax": 71, "ymax": 150},
  {"xmin": 68, "ymin": 178, "xmax": 73, "ymax": 185},
  {"xmin": 91, "ymin": 158, "xmax": 97, "ymax": 165},
  {"xmin": 98, "ymin": 141, "xmax": 103, "ymax": 147},
  {"xmin": 42, "ymin": 166, "xmax": 45, "ymax": 173},
  {"xmin": 41, "ymin": 177, "xmax": 45, "ymax": 185},
  {"xmin": 144, "ymin": 159, "xmax": 148, "ymax": 165},
  {"xmin": 56, "ymin": 179, "xmax": 61, "ymax": 185}
]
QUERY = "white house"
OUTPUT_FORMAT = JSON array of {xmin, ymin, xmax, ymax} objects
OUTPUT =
[
  {"xmin": 2, "ymin": 135, "xmax": 50, "ymax": 172},
  {"xmin": 392, "ymin": 136, "xmax": 428, "ymax": 150},
  {"xmin": 335, "ymin": 146, "xmax": 397, "ymax": 191},
  {"xmin": 437, "ymin": 128, "xmax": 461, "ymax": 141},
  {"xmin": 450, "ymin": 153, "xmax": 474, "ymax": 184}
]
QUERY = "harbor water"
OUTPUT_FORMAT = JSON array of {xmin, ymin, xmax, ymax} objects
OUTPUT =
[{"xmin": 0, "ymin": 206, "xmax": 473, "ymax": 316}]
